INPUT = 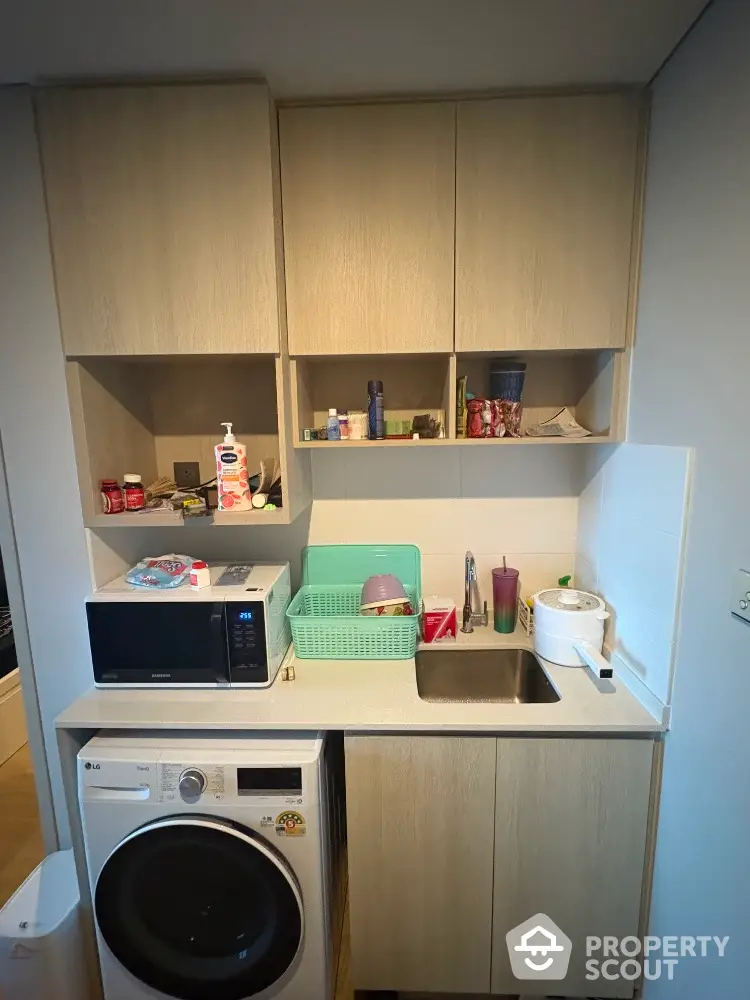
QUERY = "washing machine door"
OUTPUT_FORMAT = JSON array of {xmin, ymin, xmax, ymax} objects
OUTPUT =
[{"xmin": 94, "ymin": 816, "xmax": 304, "ymax": 1000}]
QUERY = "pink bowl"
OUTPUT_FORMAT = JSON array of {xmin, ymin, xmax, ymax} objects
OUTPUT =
[{"xmin": 360, "ymin": 574, "xmax": 407, "ymax": 607}]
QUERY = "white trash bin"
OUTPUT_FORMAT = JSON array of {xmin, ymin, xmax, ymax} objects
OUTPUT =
[{"xmin": 0, "ymin": 849, "xmax": 87, "ymax": 1000}]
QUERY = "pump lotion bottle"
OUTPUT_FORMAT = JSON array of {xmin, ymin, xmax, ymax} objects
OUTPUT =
[{"xmin": 215, "ymin": 422, "xmax": 252, "ymax": 512}]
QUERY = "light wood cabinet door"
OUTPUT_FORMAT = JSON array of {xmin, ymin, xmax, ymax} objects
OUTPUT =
[
  {"xmin": 456, "ymin": 94, "xmax": 644, "ymax": 351},
  {"xmin": 344, "ymin": 735, "xmax": 495, "ymax": 994},
  {"xmin": 492, "ymin": 737, "xmax": 654, "ymax": 999},
  {"xmin": 280, "ymin": 103, "xmax": 456, "ymax": 355},
  {"xmin": 36, "ymin": 82, "xmax": 283, "ymax": 355}
]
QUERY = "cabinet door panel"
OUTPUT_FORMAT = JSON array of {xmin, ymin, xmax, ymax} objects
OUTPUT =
[
  {"xmin": 456, "ymin": 94, "xmax": 643, "ymax": 351},
  {"xmin": 344, "ymin": 735, "xmax": 494, "ymax": 994},
  {"xmin": 37, "ymin": 83, "xmax": 281, "ymax": 355},
  {"xmin": 280, "ymin": 103, "xmax": 455, "ymax": 355},
  {"xmin": 492, "ymin": 737, "xmax": 654, "ymax": 999}
]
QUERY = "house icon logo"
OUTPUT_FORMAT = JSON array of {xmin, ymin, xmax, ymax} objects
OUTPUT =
[{"xmin": 506, "ymin": 913, "xmax": 572, "ymax": 980}]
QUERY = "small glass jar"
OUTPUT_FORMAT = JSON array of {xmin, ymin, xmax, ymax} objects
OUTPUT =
[
  {"xmin": 101, "ymin": 479, "xmax": 124, "ymax": 514},
  {"xmin": 123, "ymin": 474, "xmax": 146, "ymax": 511}
]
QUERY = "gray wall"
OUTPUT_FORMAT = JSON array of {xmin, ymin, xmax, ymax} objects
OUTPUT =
[
  {"xmin": 631, "ymin": 1, "xmax": 750, "ymax": 993},
  {"xmin": 0, "ymin": 87, "xmax": 94, "ymax": 845}
]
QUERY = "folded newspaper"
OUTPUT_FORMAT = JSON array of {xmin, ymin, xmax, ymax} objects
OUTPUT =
[{"xmin": 525, "ymin": 406, "xmax": 591, "ymax": 438}]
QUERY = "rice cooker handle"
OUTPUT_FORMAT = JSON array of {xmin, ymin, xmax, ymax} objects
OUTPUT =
[{"xmin": 573, "ymin": 640, "xmax": 614, "ymax": 681}]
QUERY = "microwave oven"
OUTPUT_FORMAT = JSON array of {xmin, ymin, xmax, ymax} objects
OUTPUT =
[{"xmin": 86, "ymin": 563, "xmax": 292, "ymax": 688}]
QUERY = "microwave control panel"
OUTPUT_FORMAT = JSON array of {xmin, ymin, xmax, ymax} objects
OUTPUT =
[{"xmin": 227, "ymin": 603, "xmax": 267, "ymax": 678}]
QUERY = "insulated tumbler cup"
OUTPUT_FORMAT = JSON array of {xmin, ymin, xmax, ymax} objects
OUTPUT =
[{"xmin": 492, "ymin": 565, "xmax": 520, "ymax": 633}]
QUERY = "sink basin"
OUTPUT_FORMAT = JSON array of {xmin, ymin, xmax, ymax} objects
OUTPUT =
[{"xmin": 415, "ymin": 647, "xmax": 560, "ymax": 704}]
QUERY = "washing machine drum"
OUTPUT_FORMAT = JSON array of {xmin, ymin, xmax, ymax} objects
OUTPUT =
[{"xmin": 94, "ymin": 817, "xmax": 303, "ymax": 1000}]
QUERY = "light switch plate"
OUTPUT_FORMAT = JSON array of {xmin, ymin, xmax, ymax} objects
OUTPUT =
[{"xmin": 731, "ymin": 569, "xmax": 750, "ymax": 624}]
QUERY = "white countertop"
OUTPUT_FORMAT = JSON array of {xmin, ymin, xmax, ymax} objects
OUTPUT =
[{"xmin": 55, "ymin": 628, "xmax": 663, "ymax": 734}]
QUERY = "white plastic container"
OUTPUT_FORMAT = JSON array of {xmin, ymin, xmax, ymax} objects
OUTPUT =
[
  {"xmin": 189, "ymin": 560, "xmax": 211, "ymax": 590},
  {"xmin": 0, "ymin": 850, "xmax": 87, "ymax": 1000},
  {"xmin": 215, "ymin": 421, "xmax": 252, "ymax": 512},
  {"xmin": 533, "ymin": 588, "xmax": 613, "ymax": 679}
]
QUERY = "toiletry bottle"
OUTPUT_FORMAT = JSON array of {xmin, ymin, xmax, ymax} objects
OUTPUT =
[
  {"xmin": 368, "ymin": 380, "xmax": 384, "ymax": 440},
  {"xmin": 215, "ymin": 422, "xmax": 252, "ymax": 511},
  {"xmin": 327, "ymin": 408, "xmax": 341, "ymax": 441}
]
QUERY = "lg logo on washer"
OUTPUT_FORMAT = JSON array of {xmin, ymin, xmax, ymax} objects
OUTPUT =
[{"xmin": 84, "ymin": 762, "xmax": 101, "ymax": 770}]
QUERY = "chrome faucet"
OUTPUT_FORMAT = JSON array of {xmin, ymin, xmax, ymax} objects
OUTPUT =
[{"xmin": 461, "ymin": 550, "xmax": 488, "ymax": 633}]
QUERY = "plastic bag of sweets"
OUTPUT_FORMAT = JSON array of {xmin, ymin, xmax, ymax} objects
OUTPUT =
[
  {"xmin": 125, "ymin": 555, "xmax": 198, "ymax": 589},
  {"xmin": 501, "ymin": 399, "xmax": 523, "ymax": 437},
  {"xmin": 467, "ymin": 398, "xmax": 506, "ymax": 438}
]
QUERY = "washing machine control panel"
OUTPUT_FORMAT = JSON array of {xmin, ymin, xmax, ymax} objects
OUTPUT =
[
  {"xmin": 155, "ymin": 762, "xmax": 305, "ymax": 806},
  {"xmin": 159, "ymin": 763, "xmax": 226, "ymax": 803}
]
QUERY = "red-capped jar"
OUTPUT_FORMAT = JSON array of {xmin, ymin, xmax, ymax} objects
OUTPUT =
[
  {"xmin": 101, "ymin": 479, "xmax": 124, "ymax": 514},
  {"xmin": 123, "ymin": 474, "xmax": 146, "ymax": 511}
]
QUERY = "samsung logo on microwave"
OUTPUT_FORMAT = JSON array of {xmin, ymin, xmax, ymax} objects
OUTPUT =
[{"xmin": 151, "ymin": 673, "xmax": 172, "ymax": 679}]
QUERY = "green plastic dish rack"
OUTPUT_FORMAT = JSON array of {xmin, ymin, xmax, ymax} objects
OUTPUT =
[{"xmin": 287, "ymin": 544, "xmax": 421, "ymax": 660}]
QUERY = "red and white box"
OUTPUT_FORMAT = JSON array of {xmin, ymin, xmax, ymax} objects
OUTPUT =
[{"xmin": 422, "ymin": 598, "xmax": 458, "ymax": 643}]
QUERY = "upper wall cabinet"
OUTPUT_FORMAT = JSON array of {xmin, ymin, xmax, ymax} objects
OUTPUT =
[
  {"xmin": 36, "ymin": 82, "xmax": 284, "ymax": 356},
  {"xmin": 279, "ymin": 103, "xmax": 456, "ymax": 355},
  {"xmin": 456, "ymin": 93, "xmax": 645, "ymax": 352}
]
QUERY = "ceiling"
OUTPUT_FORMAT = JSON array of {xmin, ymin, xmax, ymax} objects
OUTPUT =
[{"xmin": 0, "ymin": 0, "xmax": 708, "ymax": 98}]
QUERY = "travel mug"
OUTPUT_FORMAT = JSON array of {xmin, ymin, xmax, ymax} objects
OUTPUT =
[{"xmin": 492, "ymin": 565, "xmax": 520, "ymax": 633}]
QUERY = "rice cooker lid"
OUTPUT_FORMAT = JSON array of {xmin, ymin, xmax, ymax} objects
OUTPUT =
[{"xmin": 535, "ymin": 588, "xmax": 604, "ymax": 613}]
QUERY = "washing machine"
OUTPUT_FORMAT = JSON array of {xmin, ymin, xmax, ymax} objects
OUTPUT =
[{"xmin": 78, "ymin": 731, "xmax": 346, "ymax": 1000}]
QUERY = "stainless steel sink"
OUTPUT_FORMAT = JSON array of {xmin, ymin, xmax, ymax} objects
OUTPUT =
[{"xmin": 415, "ymin": 647, "xmax": 560, "ymax": 704}]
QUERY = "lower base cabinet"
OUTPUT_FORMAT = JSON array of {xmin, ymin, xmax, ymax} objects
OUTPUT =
[
  {"xmin": 344, "ymin": 735, "xmax": 496, "ymax": 993},
  {"xmin": 492, "ymin": 737, "xmax": 655, "ymax": 999},
  {"xmin": 345, "ymin": 735, "xmax": 655, "ymax": 999}
]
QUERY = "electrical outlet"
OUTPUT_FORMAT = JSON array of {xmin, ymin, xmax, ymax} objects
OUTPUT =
[
  {"xmin": 173, "ymin": 462, "xmax": 201, "ymax": 489},
  {"xmin": 731, "ymin": 569, "xmax": 750, "ymax": 624}
]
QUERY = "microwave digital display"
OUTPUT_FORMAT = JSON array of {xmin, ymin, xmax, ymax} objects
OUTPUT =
[{"xmin": 238, "ymin": 610, "xmax": 254, "ymax": 621}]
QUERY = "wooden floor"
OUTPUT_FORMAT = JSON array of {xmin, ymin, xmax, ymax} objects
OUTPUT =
[{"xmin": 0, "ymin": 743, "xmax": 45, "ymax": 908}]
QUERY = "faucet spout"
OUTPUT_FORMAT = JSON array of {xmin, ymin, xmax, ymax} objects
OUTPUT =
[{"xmin": 461, "ymin": 550, "xmax": 488, "ymax": 633}]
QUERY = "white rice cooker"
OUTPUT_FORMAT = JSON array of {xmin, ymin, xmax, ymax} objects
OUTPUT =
[{"xmin": 533, "ymin": 588, "xmax": 613, "ymax": 679}]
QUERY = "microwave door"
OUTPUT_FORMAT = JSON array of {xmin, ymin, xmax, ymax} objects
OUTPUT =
[
  {"xmin": 211, "ymin": 603, "xmax": 231, "ymax": 686},
  {"xmin": 87, "ymin": 601, "xmax": 231, "ymax": 686}
]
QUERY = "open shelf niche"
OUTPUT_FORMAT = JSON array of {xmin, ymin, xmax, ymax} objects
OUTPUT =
[
  {"xmin": 291, "ymin": 354, "xmax": 455, "ymax": 447},
  {"xmin": 66, "ymin": 355, "xmax": 311, "ymax": 527},
  {"xmin": 290, "ymin": 349, "xmax": 627, "ymax": 446},
  {"xmin": 454, "ymin": 349, "xmax": 627, "ymax": 443}
]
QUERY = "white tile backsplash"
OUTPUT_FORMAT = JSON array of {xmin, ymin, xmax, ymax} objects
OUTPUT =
[
  {"xmin": 576, "ymin": 443, "xmax": 692, "ymax": 709},
  {"xmin": 310, "ymin": 498, "xmax": 578, "ymax": 556},
  {"xmin": 600, "ymin": 442, "xmax": 691, "ymax": 536},
  {"xmin": 345, "ymin": 449, "xmax": 461, "ymax": 500},
  {"xmin": 311, "ymin": 445, "xmax": 582, "ymax": 500},
  {"xmin": 458, "ymin": 445, "xmax": 585, "ymax": 498},
  {"xmin": 599, "ymin": 515, "xmax": 682, "ymax": 623},
  {"xmin": 306, "ymin": 447, "xmax": 582, "ymax": 604},
  {"xmin": 309, "ymin": 496, "xmax": 579, "ymax": 604},
  {"xmin": 422, "ymin": 552, "xmax": 576, "ymax": 607}
]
